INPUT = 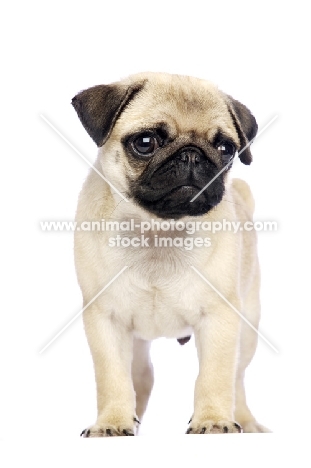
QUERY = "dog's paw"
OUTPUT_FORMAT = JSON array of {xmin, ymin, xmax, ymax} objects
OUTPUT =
[
  {"xmin": 81, "ymin": 424, "xmax": 135, "ymax": 438},
  {"xmin": 186, "ymin": 419, "xmax": 242, "ymax": 434},
  {"xmin": 81, "ymin": 417, "xmax": 140, "ymax": 438},
  {"xmin": 241, "ymin": 421, "xmax": 271, "ymax": 433}
]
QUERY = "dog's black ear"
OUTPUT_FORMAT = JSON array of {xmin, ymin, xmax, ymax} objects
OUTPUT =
[
  {"xmin": 72, "ymin": 82, "xmax": 145, "ymax": 147},
  {"xmin": 226, "ymin": 96, "xmax": 258, "ymax": 165}
]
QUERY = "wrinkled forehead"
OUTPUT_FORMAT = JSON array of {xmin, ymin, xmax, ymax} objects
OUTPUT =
[{"xmin": 114, "ymin": 77, "xmax": 239, "ymax": 144}]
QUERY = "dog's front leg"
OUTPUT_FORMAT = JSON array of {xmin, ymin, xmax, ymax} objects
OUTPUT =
[
  {"xmin": 188, "ymin": 305, "xmax": 242, "ymax": 434},
  {"xmin": 81, "ymin": 304, "xmax": 137, "ymax": 437}
]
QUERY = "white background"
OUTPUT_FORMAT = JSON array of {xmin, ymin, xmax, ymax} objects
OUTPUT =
[{"xmin": 1, "ymin": 0, "xmax": 310, "ymax": 466}]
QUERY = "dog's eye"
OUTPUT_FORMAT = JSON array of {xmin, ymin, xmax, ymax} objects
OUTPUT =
[
  {"xmin": 132, "ymin": 134, "xmax": 159, "ymax": 156},
  {"xmin": 217, "ymin": 142, "xmax": 236, "ymax": 159}
]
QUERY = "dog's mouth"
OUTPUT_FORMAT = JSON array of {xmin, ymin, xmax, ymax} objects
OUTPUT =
[
  {"xmin": 167, "ymin": 185, "xmax": 201, "ymax": 195},
  {"xmin": 160, "ymin": 185, "xmax": 213, "ymax": 206},
  {"xmin": 132, "ymin": 182, "xmax": 223, "ymax": 219}
]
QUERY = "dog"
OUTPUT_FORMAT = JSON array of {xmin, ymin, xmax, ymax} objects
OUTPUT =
[{"xmin": 72, "ymin": 72, "xmax": 270, "ymax": 436}]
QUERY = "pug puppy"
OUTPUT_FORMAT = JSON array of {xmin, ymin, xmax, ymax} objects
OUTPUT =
[{"xmin": 72, "ymin": 72, "xmax": 270, "ymax": 436}]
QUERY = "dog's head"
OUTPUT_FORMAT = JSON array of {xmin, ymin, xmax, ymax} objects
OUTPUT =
[{"xmin": 72, "ymin": 72, "xmax": 257, "ymax": 219}]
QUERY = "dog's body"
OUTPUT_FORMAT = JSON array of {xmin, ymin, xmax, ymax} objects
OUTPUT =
[{"xmin": 73, "ymin": 72, "xmax": 270, "ymax": 436}]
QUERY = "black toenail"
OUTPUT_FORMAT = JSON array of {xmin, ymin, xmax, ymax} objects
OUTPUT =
[{"xmin": 233, "ymin": 423, "xmax": 242, "ymax": 433}]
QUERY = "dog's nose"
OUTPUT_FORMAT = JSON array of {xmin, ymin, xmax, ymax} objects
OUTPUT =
[{"xmin": 177, "ymin": 146, "xmax": 204, "ymax": 164}]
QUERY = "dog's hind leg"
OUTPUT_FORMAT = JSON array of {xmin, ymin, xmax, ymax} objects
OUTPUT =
[
  {"xmin": 132, "ymin": 338, "xmax": 154, "ymax": 422},
  {"xmin": 235, "ymin": 373, "xmax": 271, "ymax": 432},
  {"xmin": 235, "ymin": 309, "xmax": 271, "ymax": 433}
]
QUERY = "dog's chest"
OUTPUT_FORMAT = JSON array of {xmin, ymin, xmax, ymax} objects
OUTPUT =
[{"xmin": 105, "ymin": 241, "xmax": 207, "ymax": 340}]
